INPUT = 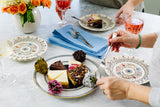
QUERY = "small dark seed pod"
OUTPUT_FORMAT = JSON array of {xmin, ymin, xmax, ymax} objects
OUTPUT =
[{"xmin": 73, "ymin": 50, "xmax": 86, "ymax": 62}]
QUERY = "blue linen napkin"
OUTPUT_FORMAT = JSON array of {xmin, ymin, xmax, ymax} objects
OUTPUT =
[{"xmin": 48, "ymin": 25, "xmax": 108, "ymax": 59}]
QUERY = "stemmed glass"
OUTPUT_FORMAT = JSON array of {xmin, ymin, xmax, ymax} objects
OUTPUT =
[
  {"xmin": 125, "ymin": 17, "xmax": 144, "ymax": 34},
  {"xmin": 55, "ymin": 0, "xmax": 72, "ymax": 25},
  {"xmin": 0, "ymin": 40, "xmax": 16, "ymax": 87},
  {"xmin": 124, "ymin": 16, "xmax": 144, "ymax": 55}
]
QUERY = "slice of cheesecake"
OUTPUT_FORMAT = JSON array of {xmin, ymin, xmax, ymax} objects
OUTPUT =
[
  {"xmin": 47, "ymin": 70, "xmax": 69, "ymax": 88},
  {"xmin": 68, "ymin": 60, "xmax": 81, "ymax": 70},
  {"xmin": 88, "ymin": 14, "xmax": 102, "ymax": 28}
]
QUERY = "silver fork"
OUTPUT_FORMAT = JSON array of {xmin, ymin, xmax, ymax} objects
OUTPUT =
[
  {"xmin": 72, "ymin": 27, "xmax": 93, "ymax": 48},
  {"xmin": 71, "ymin": 16, "xmax": 87, "ymax": 24},
  {"xmin": 69, "ymin": 30, "xmax": 92, "ymax": 47},
  {"xmin": 96, "ymin": 33, "xmax": 117, "ymax": 79}
]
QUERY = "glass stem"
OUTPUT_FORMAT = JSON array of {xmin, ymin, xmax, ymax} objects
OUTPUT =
[
  {"xmin": 0, "ymin": 59, "xmax": 4, "ymax": 79},
  {"xmin": 61, "ymin": 10, "xmax": 66, "ymax": 25}
]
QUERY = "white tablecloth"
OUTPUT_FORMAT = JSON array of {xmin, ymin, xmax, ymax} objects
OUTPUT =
[{"xmin": 1, "ymin": 0, "xmax": 160, "ymax": 107}]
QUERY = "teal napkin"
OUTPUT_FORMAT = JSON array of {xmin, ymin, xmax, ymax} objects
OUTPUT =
[{"xmin": 48, "ymin": 25, "xmax": 108, "ymax": 59}]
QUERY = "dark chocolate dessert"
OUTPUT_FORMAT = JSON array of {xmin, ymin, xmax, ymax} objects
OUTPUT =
[
  {"xmin": 73, "ymin": 50, "xmax": 86, "ymax": 62},
  {"xmin": 49, "ymin": 61, "xmax": 67, "ymax": 70}
]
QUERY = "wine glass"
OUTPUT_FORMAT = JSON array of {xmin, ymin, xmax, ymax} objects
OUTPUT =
[
  {"xmin": 55, "ymin": 0, "xmax": 72, "ymax": 25},
  {"xmin": 125, "ymin": 17, "xmax": 144, "ymax": 34},
  {"xmin": 0, "ymin": 40, "xmax": 16, "ymax": 87},
  {"xmin": 124, "ymin": 16, "xmax": 144, "ymax": 55}
]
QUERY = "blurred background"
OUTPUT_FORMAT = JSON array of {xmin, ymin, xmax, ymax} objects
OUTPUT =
[{"xmin": 144, "ymin": 0, "xmax": 160, "ymax": 15}]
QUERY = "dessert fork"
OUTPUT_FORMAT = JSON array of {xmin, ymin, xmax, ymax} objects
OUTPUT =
[
  {"xmin": 69, "ymin": 30, "xmax": 93, "ymax": 48},
  {"xmin": 71, "ymin": 16, "xmax": 87, "ymax": 24},
  {"xmin": 96, "ymin": 33, "xmax": 117, "ymax": 79},
  {"xmin": 72, "ymin": 27, "xmax": 93, "ymax": 48}
]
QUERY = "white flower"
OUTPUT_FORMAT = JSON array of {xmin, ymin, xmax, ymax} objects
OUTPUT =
[
  {"xmin": 0, "ymin": 0, "xmax": 18, "ymax": 7},
  {"xmin": 21, "ymin": 0, "xmax": 31, "ymax": 4},
  {"xmin": 0, "ymin": 0, "xmax": 31, "ymax": 7}
]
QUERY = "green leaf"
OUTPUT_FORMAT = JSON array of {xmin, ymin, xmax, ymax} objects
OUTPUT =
[
  {"xmin": 19, "ymin": 14, "xmax": 24, "ymax": 27},
  {"xmin": 28, "ymin": 5, "xmax": 35, "ymax": 10},
  {"xmin": 27, "ymin": 10, "xmax": 35, "ymax": 23},
  {"xmin": 19, "ymin": 13, "xmax": 27, "ymax": 27},
  {"xmin": 90, "ymin": 76, "xmax": 97, "ymax": 84},
  {"xmin": 27, "ymin": 2, "xmax": 35, "ymax": 10}
]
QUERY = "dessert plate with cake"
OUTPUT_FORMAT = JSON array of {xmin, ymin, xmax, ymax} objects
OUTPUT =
[
  {"xmin": 33, "ymin": 52, "xmax": 99, "ymax": 99},
  {"xmin": 79, "ymin": 14, "xmax": 115, "ymax": 31}
]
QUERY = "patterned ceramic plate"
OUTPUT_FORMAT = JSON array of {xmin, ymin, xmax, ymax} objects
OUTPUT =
[
  {"xmin": 9, "ymin": 35, "xmax": 47, "ymax": 61},
  {"xmin": 33, "ymin": 55, "xmax": 99, "ymax": 99},
  {"xmin": 105, "ymin": 56, "xmax": 149, "ymax": 84},
  {"xmin": 79, "ymin": 14, "xmax": 115, "ymax": 31}
]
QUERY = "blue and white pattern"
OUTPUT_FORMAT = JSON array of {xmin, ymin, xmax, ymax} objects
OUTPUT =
[
  {"xmin": 106, "ymin": 56, "xmax": 149, "ymax": 84},
  {"xmin": 9, "ymin": 35, "xmax": 47, "ymax": 61}
]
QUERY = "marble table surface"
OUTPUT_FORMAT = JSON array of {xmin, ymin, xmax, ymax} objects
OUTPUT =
[{"xmin": 0, "ymin": 0, "xmax": 160, "ymax": 107}]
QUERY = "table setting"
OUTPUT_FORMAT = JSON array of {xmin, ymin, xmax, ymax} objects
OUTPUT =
[{"xmin": 0, "ymin": 0, "xmax": 160, "ymax": 107}]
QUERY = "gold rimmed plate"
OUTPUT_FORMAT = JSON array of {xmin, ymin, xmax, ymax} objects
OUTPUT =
[
  {"xmin": 79, "ymin": 14, "xmax": 115, "ymax": 32},
  {"xmin": 33, "ymin": 55, "xmax": 99, "ymax": 99}
]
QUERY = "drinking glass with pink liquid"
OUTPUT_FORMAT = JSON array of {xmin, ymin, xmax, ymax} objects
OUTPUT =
[
  {"xmin": 125, "ymin": 17, "xmax": 144, "ymax": 34},
  {"xmin": 55, "ymin": 0, "xmax": 72, "ymax": 25},
  {"xmin": 124, "ymin": 17, "xmax": 144, "ymax": 55}
]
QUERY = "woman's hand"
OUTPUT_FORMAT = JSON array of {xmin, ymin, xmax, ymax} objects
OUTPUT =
[
  {"xmin": 97, "ymin": 76, "xmax": 151, "ymax": 105},
  {"xmin": 96, "ymin": 77, "xmax": 131, "ymax": 100},
  {"xmin": 108, "ymin": 30, "xmax": 140, "ymax": 52},
  {"xmin": 115, "ymin": 2, "xmax": 134, "ymax": 25}
]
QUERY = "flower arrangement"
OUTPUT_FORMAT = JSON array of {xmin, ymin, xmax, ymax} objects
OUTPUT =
[{"xmin": 0, "ymin": 0, "xmax": 52, "ymax": 27}]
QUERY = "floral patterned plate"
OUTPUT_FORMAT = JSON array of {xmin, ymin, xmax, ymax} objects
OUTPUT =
[
  {"xmin": 9, "ymin": 35, "xmax": 47, "ymax": 61},
  {"xmin": 79, "ymin": 14, "xmax": 115, "ymax": 31},
  {"xmin": 105, "ymin": 56, "xmax": 149, "ymax": 84}
]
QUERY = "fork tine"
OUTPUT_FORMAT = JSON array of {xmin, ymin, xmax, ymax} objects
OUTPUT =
[
  {"xmin": 69, "ymin": 30, "xmax": 75, "ymax": 36},
  {"xmin": 69, "ymin": 30, "xmax": 78, "ymax": 39},
  {"xmin": 72, "ymin": 26, "xmax": 78, "ymax": 33}
]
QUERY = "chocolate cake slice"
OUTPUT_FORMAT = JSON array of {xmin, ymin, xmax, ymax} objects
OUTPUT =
[{"xmin": 49, "ymin": 61, "xmax": 67, "ymax": 70}]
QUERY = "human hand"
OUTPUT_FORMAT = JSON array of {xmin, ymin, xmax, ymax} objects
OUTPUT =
[
  {"xmin": 108, "ymin": 30, "xmax": 140, "ymax": 52},
  {"xmin": 96, "ymin": 77, "xmax": 131, "ymax": 100},
  {"xmin": 115, "ymin": 3, "xmax": 134, "ymax": 25}
]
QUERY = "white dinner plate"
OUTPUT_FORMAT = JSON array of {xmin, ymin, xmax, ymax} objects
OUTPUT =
[
  {"xmin": 9, "ymin": 35, "xmax": 47, "ymax": 61},
  {"xmin": 33, "ymin": 55, "xmax": 99, "ymax": 99},
  {"xmin": 79, "ymin": 14, "xmax": 115, "ymax": 31},
  {"xmin": 105, "ymin": 56, "xmax": 149, "ymax": 84}
]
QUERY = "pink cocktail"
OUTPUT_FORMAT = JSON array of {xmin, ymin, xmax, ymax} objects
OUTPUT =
[
  {"xmin": 55, "ymin": 0, "xmax": 72, "ymax": 25},
  {"xmin": 125, "ymin": 18, "xmax": 144, "ymax": 34}
]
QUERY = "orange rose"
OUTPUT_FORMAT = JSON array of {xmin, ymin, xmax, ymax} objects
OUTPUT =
[
  {"xmin": 18, "ymin": 3, "xmax": 27, "ymax": 14},
  {"xmin": 1, "ymin": 7, "xmax": 9, "ymax": 13},
  {"xmin": 32, "ymin": 0, "xmax": 41, "ymax": 6},
  {"xmin": 8, "ymin": 6, "xmax": 18, "ymax": 15},
  {"xmin": 40, "ymin": 0, "xmax": 46, "ymax": 7},
  {"xmin": 46, "ymin": 0, "xmax": 51, "ymax": 8}
]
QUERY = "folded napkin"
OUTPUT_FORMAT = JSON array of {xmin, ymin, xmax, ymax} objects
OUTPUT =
[{"xmin": 48, "ymin": 25, "xmax": 108, "ymax": 59}]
